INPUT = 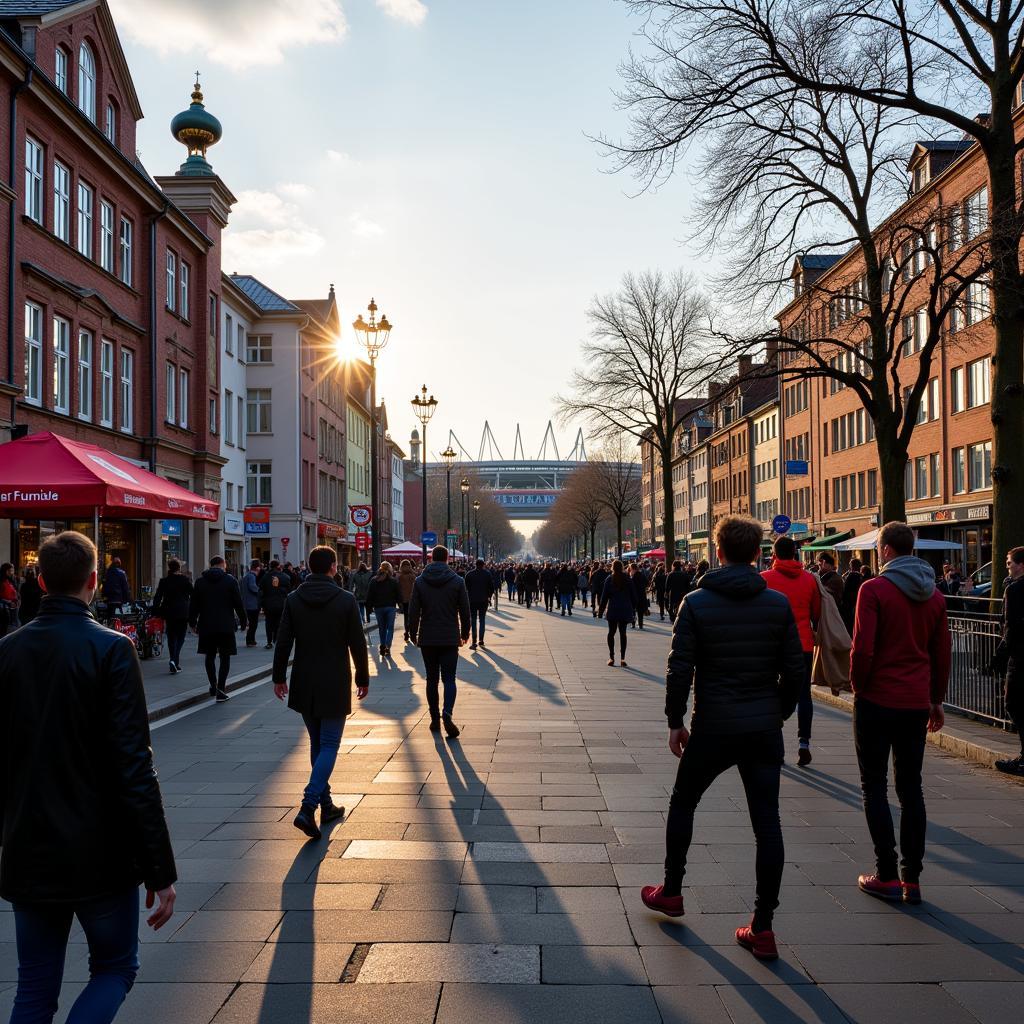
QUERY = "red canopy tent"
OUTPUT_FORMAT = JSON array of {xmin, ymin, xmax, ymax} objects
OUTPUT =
[
  {"xmin": 0, "ymin": 432, "xmax": 218, "ymax": 521},
  {"xmin": 644, "ymin": 548, "xmax": 667, "ymax": 560}
]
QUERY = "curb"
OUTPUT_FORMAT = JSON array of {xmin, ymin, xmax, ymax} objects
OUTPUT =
[
  {"xmin": 146, "ymin": 619, "xmax": 378, "ymax": 723},
  {"xmin": 811, "ymin": 687, "xmax": 1018, "ymax": 771}
]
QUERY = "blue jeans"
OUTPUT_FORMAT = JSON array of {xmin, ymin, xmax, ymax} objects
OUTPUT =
[
  {"xmin": 301, "ymin": 714, "xmax": 346, "ymax": 810},
  {"xmin": 11, "ymin": 887, "xmax": 139, "ymax": 1024},
  {"xmin": 420, "ymin": 645, "xmax": 459, "ymax": 717},
  {"xmin": 375, "ymin": 606, "xmax": 397, "ymax": 649},
  {"xmin": 470, "ymin": 605, "xmax": 487, "ymax": 645},
  {"xmin": 559, "ymin": 593, "xmax": 572, "ymax": 613}
]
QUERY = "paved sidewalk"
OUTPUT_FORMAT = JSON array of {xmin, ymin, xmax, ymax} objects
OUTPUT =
[{"xmin": 1, "ymin": 601, "xmax": 1022, "ymax": 1023}]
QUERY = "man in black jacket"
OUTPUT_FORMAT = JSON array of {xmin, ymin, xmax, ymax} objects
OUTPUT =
[
  {"xmin": 642, "ymin": 515, "xmax": 804, "ymax": 963},
  {"xmin": 995, "ymin": 546, "xmax": 1024, "ymax": 775},
  {"xmin": 259, "ymin": 559, "xmax": 292, "ymax": 648},
  {"xmin": 519, "ymin": 563, "xmax": 539, "ymax": 609},
  {"xmin": 0, "ymin": 531, "xmax": 176, "ymax": 1021},
  {"xmin": 840, "ymin": 558, "xmax": 865, "ymax": 634},
  {"xmin": 407, "ymin": 546, "xmax": 471, "ymax": 738},
  {"xmin": 189, "ymin": 556, "xmax": 247, "ymax": 702},
  {"xmin": 464, "ymin": 558, "xmax": 494, "ymax": 650},
  {"xmin": 556, "ymin": 563, "xmax": 577, "ymax": 616},
  {"xmin": 666, "ymin": 560, "xmax": 690, "ymax": 620},
  {"xmin": 273, "ymin": 546, "xmax": 369, "ymax": 839},
  {"xmin": 541, "ymin": 562, "xmax": 558, "ymax": 612}
]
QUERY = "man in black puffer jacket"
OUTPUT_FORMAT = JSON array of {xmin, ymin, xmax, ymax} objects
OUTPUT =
[
  {"xmin": 641, "ymin": 515, "xmax": 804, "ymax": 963},
  {"xmin": 407, "ymin": 546, "xmax": 470, "ymax": 737}
]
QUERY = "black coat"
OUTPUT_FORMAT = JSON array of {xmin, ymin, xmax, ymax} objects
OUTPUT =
[
  {"xmin": 366, "ymin": 575, "xmax": 401, "ymax": 612},
  {"xmin": 840, "ymin": 570, "xmax": 865, "ymax": 632},
  {"xmin": 666, "ymin": 569, "xmax": 690, "ymax": 604},
  {"xmin": 17, "ymin": 576, "xmax": 42, "ymax": 624},
  {"xmin": 102, "ymin": 565, "xmax": 131, "ymax": 604},
  {"xmin": 556, "ymin": 568, "xmax": 577, "ymax": 595},
  {"xmin": 540, "ymin": 567, "xmax": 558, "ymax": 593},
  {"xmin": 599, "ymin": 575, "xmax": 636, "ymax": 622},
  {"xmin": 272, "ymin": 575, "xmax": 369, "ymax": 719},
  {"xmin": 407, "ymin": 563, "xmax": 471, "ymax": 646},
  {"xmin": 519, "ymin": 566, "xmax": 539, "ymax": 592},
  {"xmin": 666, "ymin": 564, "xmax": 805, "ymax": 735},
  {"xmin": 152, "ymin": 572, "xmax": 193, "ymax": 621},
  {"xmin": 1001, "ymin": 576, "xmax": 1024, "ymax": 662},
  {"xmin": 259, "ymin": 570, "xmax": 292, "ymax": 612},
  {"xmin": 464, "ymin": 567, "xmax": 495, "ymax": 607},
  {"xmin": 0, "ymin": 596, "xmax": 176, "ymax": 902},
  {"xmin": 189, "ymin": 567, "xmax": 246, "ymax": 635}
]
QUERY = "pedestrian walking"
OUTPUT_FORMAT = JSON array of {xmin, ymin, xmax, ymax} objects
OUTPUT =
[
  {"xmin": 630, "ymin": 563, "xmax": 649, "ymax": 629},
  {"xmin": 259, "ymin": 559, "xmax": 291, "ymax": 648},
  {"xmin": 272, "ymin": 546, "xmax": 369, "ymax": 840},
  {"xmin": 762, "ymin": 536, "xmax": 821, "ymax": 767},
  {"xmin": 151, "ymin": 559, "xmax": 193, "ymax": 674},
  {"xmin": 407, "ymin": 545, "xmax": 471, "ymax": 738},
  {"xmin": 398, "ymin": 558, "xmax": 418, "ymax": 643},
  {"xmin": 351, "ymin": 563, "xmax": 373, "ymax": 623},
  {"xmin": 0, "ymin": 531, "xmax": 177, "ymax": 1022},
  {"xmin": 816, "ymin": 552, "xmax": 844, "ymax": 607},
  {"xmin": 18, "ymin": 566, "xmax": 42, "ymax": 626},
  {"xmin": 599, "ymin": 559, "xmax": 636, "ymax": 667},
  {"xmin": 189, "ymin": 556, "xmax": 247, "ymax": 702},
  {"xmin": 850, "ymin": 522, "xmax": 950, "ymax": 905},
  {"xmin": 465, "ymin": 558, "xmax": 495, "ymax": 649},
  {"xmin": 840, "ymin": 558, "xmax": 865, "ymax": 635},
  {"xmin": 520, "ymin": 563, "xmax": 539, "ymax": 609},
  {"xmin": 641, "ymin": 515, "xmax": 804, "ymax": 962},
  {"xmin": 366, "ymin": 561, "xmax": 401, "ymax": 658},
  {"xmin": 541, "ymin": 562, "xmax": 558, "ymax": 612},
  {"xmin": 556, "ymin": 562, "xmax": 576, "ymax": 616},
  {"xmin": 504, "ymin": 565, "xmax": 517, "ymax": 602},
  {"xmin": 101, "ymin": 556, "xmax": 131, "ymax": 607},
  {"xmin": 666, "ymin": 559, "xmax": 690, "ymax": 620},
  {"xmin": 1, "ymin": 562, "xmax": 20, "ymax": 635},
  {"xmin": 577, "ymin": 567, "xmax": 590, "ymax": 609},
  {"xmin": 590, "ymin": 562, "xmax": 608, "ymax": 616},
  {"xmin": 652, "ymin": 563, "xmax": 668, "ymax": 620},
  {"xmin": 994, "ymin": 546, "xmax": 1024, "ymax": 775},
  {"xmin": 241, "ymin": 559, "xmax": 262, "ymax": 647}
]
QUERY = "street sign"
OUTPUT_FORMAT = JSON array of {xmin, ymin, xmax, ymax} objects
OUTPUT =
[
  {"xmin": 355, "ymin": 533, "xmax": 370, "ymax": 551},
  {"xmin": 421, "ymin": 531, "xmax": 437, "ymax": 546},
  {"xmin": 446, "ymin": 532, "xmax": 457, "ymax": 547},
  {"xmin": 785, "ymin": 460, "xmax": 809, "ymax": 476},
  {"xmin": 160, "ymin": 519, "xmax": 181, "ymax": 536},
  {"xmin": 350, "ymin": 505, "xmax": 372, "ymax": 528},
  {"xmin": 772, "ymin": 514, "xmax": 792, "ymax": 535},
  {"xmin": 244, "ymin": 506, "xmax": 270, "ymax": 535},
  {"xmin": 280, "ymin": 537, "xmax": 290, "ymax": 554}
]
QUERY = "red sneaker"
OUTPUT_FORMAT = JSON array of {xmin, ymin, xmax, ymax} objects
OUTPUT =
[
  {"xmin": 640, "ymin": 885, "xmax": 684, "ymax": 918},
  {"xmin": 902, "ymin": 882, "xmax": 922, "ymax": 905},
  {"xmin": 858, "ymin": 874, "xmax": 903, "ymax": 902},
  {"xmin": 735, "ymin": 923, "xmax": 778, "ymax": 961}
]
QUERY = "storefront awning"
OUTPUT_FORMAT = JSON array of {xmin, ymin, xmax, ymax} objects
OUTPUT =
[
  {"xmin": 801, "ymin": 531, "xmax": 855, "ymax": 551},
  {"xmin": 833, "ymin": 528, "xmax": 963, "ymax": 552},
  {"xmin": 0, "ymin": 432, "xmax": 218, "ymax": 521}
]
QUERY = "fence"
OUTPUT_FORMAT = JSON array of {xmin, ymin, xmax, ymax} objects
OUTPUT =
[{"xmin": 946, "ymin": 602, "xmax": 1012, "ymax": 729}]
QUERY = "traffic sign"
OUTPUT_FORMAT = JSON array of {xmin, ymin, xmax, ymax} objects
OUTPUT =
[
  {"xmin": 350, "ymin": 505, "xmax": 372, "ymax": 528},
  {"xmin": 772, "ymin": 514, "xmax": 792, "ymax": 535},
  {"xmin": 421, "ymin": 531, "xmax": 437, "ymax": 546},
  {"xmin": 355, "ymin": 533, "xmax": 370, "ymax": 551}
]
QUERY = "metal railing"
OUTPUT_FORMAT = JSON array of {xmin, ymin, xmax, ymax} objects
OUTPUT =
[{"xmin": 946, "ymin": 604, "xmax": 1012, "ymax": 729}]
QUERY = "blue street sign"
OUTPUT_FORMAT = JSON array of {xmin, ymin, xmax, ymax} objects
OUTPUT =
[
  {"xmin": 421, "ymin": 531, "xmax": 437, "ymax": 546},
  {"xmin": 772, "ymin": 514, "xmax": 792, "ymax": 535},
  {"xmin": 785, "ymin": 460, "xmax": 809, "ymax": 476},
  {"xmin": 160, "ymin": 519, "xmax": 181, "ymax": 536}
]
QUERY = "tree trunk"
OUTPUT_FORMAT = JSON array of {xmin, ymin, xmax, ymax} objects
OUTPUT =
[
  {"xmin": 590, "ymin": 526, "xmax": 596, "ymax": 560},
  {"xmin": 876, "ymin": 432, "xmax": 908, "ymax": 530},
  {"xmin": 659, "ymin": 442, "xmax": 675, "ymax": 559},
  {"xmin": 616, "ymin": 514, "xmax": 623, "ymax": 558}
]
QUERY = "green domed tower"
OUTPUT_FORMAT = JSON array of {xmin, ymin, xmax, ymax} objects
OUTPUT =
[{"xmin": 170, "ymin": 74, "xmax": 223, "ymax": 176}]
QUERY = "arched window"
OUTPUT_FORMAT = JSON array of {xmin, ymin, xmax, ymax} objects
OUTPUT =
[{"xmin": 78, "ymin": 41, "xmax": 96, "ymax": 121}]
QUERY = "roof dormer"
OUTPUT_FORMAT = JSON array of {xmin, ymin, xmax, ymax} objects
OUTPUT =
[{"xmin": 906, "ymin": 140, "xmax": 973, "ymax": 194}]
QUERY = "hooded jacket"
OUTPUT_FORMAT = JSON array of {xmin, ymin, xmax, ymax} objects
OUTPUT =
[
  {"xmin": 189, "ymin": 567, "xmax": 246, "ymax": 636},
  {"xmin": 850, "ymin": 556, "xmax": 951, "ymax": 709},
  {"xmin": 666, "ymin": 564, "xmax": 805, "ymax": 735},
  {"xmin": 398, "ymin": 565, "xmax": 418, "ymax": 604},
  {"xmin": 556, "ymin": 567, "xmax": 577, "ymax": 594},
  {"xmin": 350, "ymin": 568, "xmax": 373, "ymax": 603},
  {"xmin": 406, "ymin": 562, "xmax": 471, "ymax": 646},
  {"xmin": 761, "ymin": 558, "xmax": 822, "ymax": 653},
  {"xmin": 272, "ymin": 574, "xmax": 369, "ymax": 718},
  {"xmin": 259, "ymin": 569, "xmax": 292, "ymax": 612},
  {"xmin": 464, "ymin": 566, "xmax": 495, "ymax": 607}
]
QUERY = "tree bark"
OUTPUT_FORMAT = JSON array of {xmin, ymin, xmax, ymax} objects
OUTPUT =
[
  {"xmin": 876, "ymin": 438, "xmax": 908, "ymax": 530},
  {"xmin": 616, "ymin": 514, "xmax": 623, "ymax": 558},
  {"xmin": 659, "ymin": 441, "xmax": 675, "ymax": 558}
]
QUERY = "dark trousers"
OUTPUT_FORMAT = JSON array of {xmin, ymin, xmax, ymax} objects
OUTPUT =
[
  {"xmin": 544, "ymin": 590, "xmax": 555, "ymax": 611},
  {"xmin": 656, "ymin": 594, "xmax": 667, "ymax": 619},
  {"xmin": 524, "ymin": 589, "xmax": 533, "ymax": 608},
  {"xmin": 165, "ymin": 617, "xmax": 187, "ymax": 666},
  {"xmin": 1007, "ymin": 660, "xmax": 1024, "ymax": 753},
  {"xmin": 797, "ymin": 651, "xmax": 813, "ymax": 741},
  {"xmin": 854, "ymin": 696, "xmax": 929, "ymax": 883},
  {"xmin": 402, "ymin": 602, "xmax": 410, "ymax": 639},
  {"xmin": 10, "ymin": 887, "xmax": 139, "ymax": 1024},
  {"xmin": 245, "ymin": 610, "xmax": 259, "ymax": 646},
  {"xmin": 607, "ymin": 618, "xmax": 628, "ymax": 659},
  {"xmin": 421, "ymin": 644, "xmax": 459, "ymax": 717},
  {"xmin": 205, "ymin": 652, "xmax": 231, "ymax": 692},
  {"xmin": 265, "ymin": 608, "xmax": 282, "ymax": 644},
  {"xmin": 471, "ymin": 604, "xmax": 487, "ymax": 645},
  {"xmin": 665, "ymin": 729, "xmax": 785, "ymax": 931}
]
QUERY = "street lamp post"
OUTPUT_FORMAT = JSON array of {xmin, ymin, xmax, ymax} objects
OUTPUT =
[
  {"xmin": 352, "ymin": 299, "xmax": 392, "ymax": 570},
  {"xmin": 472, "ymin": 498, "xmax": 481, "ymax": 560},
  {"xmin": 441, "ymin": 446, "xmax": 457, "ymax": 553},
  {"xmin": 410, "ymin": 385, "xmax": 438, "ymax": 563},
  {"xmin": 460, "ymin": 477, "xmax": 469, "ymax": 561}
]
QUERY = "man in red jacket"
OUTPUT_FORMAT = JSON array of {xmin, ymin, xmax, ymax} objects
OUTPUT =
[
  {"xmin": 850, "ymin": 521, "xmax": 950, "ymax": 905},
  {"xmin": 762, "ymin": 536, "xmax": 821, "ymax": 766}
]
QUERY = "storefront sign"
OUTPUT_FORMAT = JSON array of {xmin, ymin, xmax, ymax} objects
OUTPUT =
[
  {"xmin": 224, "ymin": 514, "xmax": 244, "ymax": 536},
  {"xmin": 244, "ymin": 506, "xmax": 271, "ymax": 535},
  {"xmin": 318, "ymin": 522, "xmax": 346, "ymax": 539},
  {"xmin": 160, "ymin": 520, "xmax": 182, "ymax": 536},
  {"xmin": 785, "ymin": 460, "xmax": 809, "ymax": 476},
  {"xmin": 907, "ymin": 504, "xmax": 991, "ymax": 526},
  {"xmin": 354, "ymin": 532, "xmax": 370, "ymax": 551}
]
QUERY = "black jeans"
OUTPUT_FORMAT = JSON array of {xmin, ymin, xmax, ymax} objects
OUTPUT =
[
  {"xmin": 607, "ymin": 619, "xmax": 628, "ymax": 659},
  {"xmin": 797, "ymin": 652, "xmax": 813, "ymax": 741},
  {"xmin": 544, "ymin": 590, "xmax": 555, "ymax": 611},
  {"xmin": 165, "ymin": 617, "xmax": 187, "ymax": 666},
  {"xmin": 245, "ymin": 611, "xmax": 259, "ymax": 646},
  {"xmin": 205, "ymin": 652, "xmax": 231, "ymax": 692},
  {"xmin": 665, "ymin": 729, "xmax": 785, "ymax": 931},
  {"xmin": 265, "ymin": 608, "xmax": 282, "ymax": 644},
  {"xmin": 1006, "ymin": 659, "xmax": 1024, "ymax": 753},
  {"xmin": 853, "ymin": 697, "xmax": 929, "ymax": 883},
  {"xmin": 471, "ymin": 605, "xmax": 487, "ymax": 645},
  {"xmin": 420, "ymin": 644, "xmax": 459, "ymax": 717}
]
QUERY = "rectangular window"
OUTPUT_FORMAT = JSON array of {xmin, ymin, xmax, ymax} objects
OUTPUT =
[
  {"xmin": 225, "ymin": 313, "xmax": 233, "ymax": 354},
  {"xmin": 237, "ymin": 324, "xmax": 245, "ymax": 361},
  {"xmin": 246, "ymin": 334, "xmax": 273, "ymax": 363},
  {"xmin": 119, "ymin": 348, "xmax": 133, "ymax": 433},
  {"xmin": 53, "ymin": 161, "xmax": 70, "ymax": 241},
  {"xmin": 52, "ymin": 316, "xmax": 70, "ymax": 413},
  {"xmin": 952, "ymin": 447, "xmax": 966, "ymax": 494},
  {"xmin": 77, "ymin": 329, "xmax": 92, "ymax": 421},
  {"xmin": 24, "ymin": 302, "xmax": 43, "ymax": 405},
  {"xmin": 237, "ymin": 395, "xmax": 245, "ymax": 449},
  {"xmin": 209, "ymin": 397, "xmax": 217, "ymax": 435},
  {"xmin": 119, "ymin": 218, "xmax": 133, "ymax": 286},
  {"xmin": 55, "ymin": 48, "xmax": 68, "ymax": 93},
  {"xmin": 178, "ymin": 368, "xmax": 189, "ymax": 428},
  {"xmin": 105, "ymin": 102, "xmax": 115, "ymax": 143},
  {"xmin": 927, "ymin": 377, "xmax": 939, "ymax": 421},
  {"xmin": 100, "ymin": 200, "xmax": 114, "ymax": 272},
  {"xmin": 951, "ymin": 366, "xmax": 965, "ymax": 414},
  {"xmin": 179, "ymin": 262, "xmax": 190, "ymax": 319},
  {"xmin": 100, "ymin": 339, "xmax": 113, "ymax": 426},
  {"xmin": 25, "ymin": 137, "xmax": 43, "ymax": 223},
  {"xmin": 964, "ymin": 186, "xmax": 989, "ymax": 239},
  {"xmin": 209, "ymin": 295, "xmax": 217, "ymax": 337},
  {"xmin": 166, "ymin": 250, "xmax": 176, "ymax": 312},
  {"xmin": 76, "ymin": 181, "xmax": 93, "ymax": 258},
  {"xmin": 868, "ymin": 469, "xmax": 878, "ymax": 507},
  {"xmin": 224, "ymin": 388, "xmax": 234, "ymax": 444},
  {"xmin": 915, "ymin": 456, "xmax": 927, "ymax": 501},
  {"xmin": 929, "ymin": 452, "xmax": 941, "ymax": 498},
  {"xmin": 246, "ymin": 461, "xmax": 272, "ymax": 505},
  {"xmin": 967, "ymin": 357, "xmax": 991, "ymax": 407},
  {"xmin": 246, "ymin": 388, "xmax": 272, "ymax": 433},
  {"xmin": 968, "ymin": 441, "xmax": 992, "ymax": 491},
  {"xmin": 165, "ymin": 363, "xmax": 176, "ymax": 423}
]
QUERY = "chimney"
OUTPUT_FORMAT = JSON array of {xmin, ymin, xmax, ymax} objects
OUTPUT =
[
  {"xmin": 765, "ymin": 337, "xmax": 779, "ymax": 367},
  {"xmin": 708, "ymin": 380, "xmax": 723, "ymax": 400},
  {"xmin": 738, "ymin": 354, "xmax": 753, "ymax": 378}
]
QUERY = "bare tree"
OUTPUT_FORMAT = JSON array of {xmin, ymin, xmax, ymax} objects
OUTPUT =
[
  {"xmin": 611, "ymin": 3, "xmax": 989, "ymax": 523},
  {"xmin": 587, "ymin": 436, "xmax": 643, "ymax": 557},
  {"xmin": 557, "ymin": 270, "xmax": 719, "ymax": 556},
  {"xmin": 546, "ymin": 463, "xmax": 614, "ymax": 559}
]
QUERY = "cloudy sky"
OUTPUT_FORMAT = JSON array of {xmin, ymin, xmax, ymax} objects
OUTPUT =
[{"xmin": 110, "ymin": 0, "xmax": 698, "ymax": 459}]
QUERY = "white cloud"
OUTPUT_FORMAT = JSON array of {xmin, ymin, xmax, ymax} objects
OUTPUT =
[
  {"xmin": 225, "ymin": 186, "xmax": 325, "ymax": 269},
  {"xmin": 326, "ymin": 149, "xmax": 354, "ymax": 166},
  {"xmin": 108, "ymin": 0, "xmax": 348, "ymax": 70},
  {"xmin": 232, "ymin": 189, "xmax": 297, "ymax": 228},
  {"xmin": 349, "ymin": 212, "xmax": 385, "ymax": 238},
  {"xmin": 375, "ymin": 0, "xmax": 428, "ymax": 25},
  {"xmin": 277, "ymin": 182, "xmax": 314, "ymax": 200}
]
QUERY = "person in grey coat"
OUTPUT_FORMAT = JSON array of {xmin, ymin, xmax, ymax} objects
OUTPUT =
[
  {"xmin": 241, "ymin": 560, "xmax": 261, "ymax": 647},
  {"xmin": 350, "ymin": 563, "xmax": 373, "ymax": 623}
]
